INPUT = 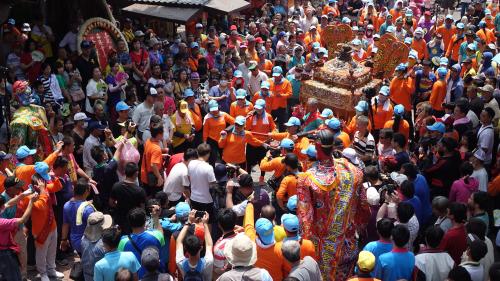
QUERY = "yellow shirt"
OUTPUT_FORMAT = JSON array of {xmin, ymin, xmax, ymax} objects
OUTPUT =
[{"xmin": 171, "ymin": 112, "xmax": 194, "ymax": 147}]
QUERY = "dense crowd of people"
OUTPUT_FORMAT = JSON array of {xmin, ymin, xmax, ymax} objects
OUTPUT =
[{"xmin": 2, "ymin": 0, "xmax": 500, "ymax": 280}]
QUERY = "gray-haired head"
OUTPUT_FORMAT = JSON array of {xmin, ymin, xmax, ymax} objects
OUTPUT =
[{"xmin": 281, "ymin": 240, "xmax": 301, "ymax": 263}]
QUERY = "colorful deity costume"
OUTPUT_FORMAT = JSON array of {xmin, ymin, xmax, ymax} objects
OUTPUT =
[
  {"xmin": 297, "ymin": 157, "xmax": 369, "ymax": 281},
  {"xmin": 10, "ymin": 105, "xmax": 53, "ymax": 157}
]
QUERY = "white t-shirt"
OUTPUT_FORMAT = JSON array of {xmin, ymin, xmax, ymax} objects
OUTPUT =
[
  {"xmin": 85, "ymin": 79, "xmax": 106, "ymax": 113},
  {"xmin": 187, "ymin": 160, "xmax": 216, "ymax": 203},
  {"xmin": 132, "ymin": 102, "xmax": 154, "ymax": 133},
  {"xmin": 472, "ymin": 168, "xmax": 489, "ymax": 192},
  {"xmin": 163, "ymin": 162, "xmax": 188, "ymax": 201},
  {"xmin": 176, "ymin": 247, "xmax": 213, "ymax": 281},
  {"xmin": 477, "ymin": 124, "xmax": 494, "ymax": 165},
  {"xmin": 247, "ymin": 71, "xmax": 268, "ymax": 96}
]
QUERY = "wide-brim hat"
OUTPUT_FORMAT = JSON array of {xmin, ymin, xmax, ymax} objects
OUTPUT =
[
  {"xmin": 84, "ymin": 212, "xmax": 113, "ymax": 242},
  {"xmin": 224, "ymin": 233, "xmax": 257, "ymax": 267}
]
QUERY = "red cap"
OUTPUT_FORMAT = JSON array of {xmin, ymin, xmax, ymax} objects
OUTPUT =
[
  {"xmin": 424, "ymin": 11, "xmax": 431, "ymax": 16},
  {"xmin": 230, "ymin": 25, "xmax": 237, "ymax": 31},
  {"xmin": 12, "ymin": 80, "xmax": 29, "ymax": 94},
  {"xmin": 194, "ymin": 225, "xmax": 205, "ymax": 243},
  {"xmin": 255, "ymin": 37, "xmax": 264, "ymax": 43}
]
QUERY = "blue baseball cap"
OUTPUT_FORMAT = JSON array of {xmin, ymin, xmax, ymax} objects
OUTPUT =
[
  {"xmin": 386, "ymin": 26, "xmax": 396, "ymax": 33},
  {"xmin": 272, "ymin": 66, "xmax": 283, "ymax": 77},
  {"xmin": 439, "ymin": 57, "xmax": 449, "ymax": 65},
  {"xmin": 395, "ymin": 63, "xmax": 407, "ymax": 72},
  {"xmin": 208, "ymin": 100, "xmax": 219, "ymax": 111},
  {"xmin": 354, "ymin": 100, "xmax": 369, "ymax": 112},
  {"xmin": 408, "ymin": 49, "xmax": 418, "ymax": 59},
  {"xmin": 427, "ymin": 122, "xmax": 445, "ymax": 133},
  {"xmin": 405, "ymin": 9, "xmax": 413, "ymax": 17},
  {"xmin": 457, "ymin": 22, "xmax": 465, "ymax": 29},
  {"xmin": 235, "ymin": 89, "xmax": 247, "ymax": 99},
  {"xmin": 379, "ymin": 85, "xmax": 390, "ymax": 96},
  {"xmin": 175, "ymin": 202, "xmax": 191, "ymax": 218},
  {"xmin": 260, "ymin": 81, "xmax": 270, "ymax": 89},
  {"xmin": 88, "ymin": 121, "xmax": 106, "ymax": 131},
  {"xmin": 281, "ymin": 214, "xmax": 299, "ymax": 232},
  {"xmin": 115, "ymin": 101, "xmax": 130, "ymax": 112},
  {"xmin": 437, "ymin": 67, "xmax": 448, "ymax": 78},
  {"xmin": 190, "ymin": 42, "xmax": 199, "ymax": 48},
  {"xmin": 352, "ymin": 39, "xmax": 362, "ymax": 46},
  {"xmin": 312, "ymin": 42, "xmax": 321, "ymax": 49},
  {"xmin": 184, "ymin": 88, "xmax": 195, "ymax": 98},
  {"xmin": 284, "ymin": 116, "xmax": 301, "ymax": 127},
  {"xmin": 301, "ymin": 145, "xmax": 317, "ymax": 158},
  {"xmin": 235, "ymin": 116, "xmax": 246, "ymax": 126},
  {"xmin": 320, "ymin": 108, "xmax": 333, "ymax": 118},
  {"xmin": 255, "ymin": 218, "xmax": 274, "ymax": 245},
  {"xmin": 7, "ymin": 18, "xmax": 15, "ymax": 25},
  {"xmin": 342, "ymin": 17, "xmax": 351, "ymax": 24},
  {"xmin": 445, "ymin": 14, "xmax": 454, "ymax": 20},
  {"xmin": 327, "ymin": 118, "xmax": 341, "ymax": 130},
  {"xmin": 286, "ymin": 195, "xmax": 298, "ymax": 212},
  {"xmin": 234, "ymin": 70, "xmax": 243, "ymax": 78},
  {"xmin": 404, "ymin": 37, "xmax": 413, "ymax": 45},
  {"xmin": 16, "ymin": 145, "xmax": 36, "ymax": 159},
  {"xmin": 329, "ymin": 0, "xmax": 337, "ymax": 3},
  {"xmin": 394, "ymin": 104, "xmax": 405, "ymax": 115},
  {"xmin": 280, "ymin": 138, "xmax": 295, "ymax": 150},
  {"xmin": 34, "ymin": 162, "xmax": 50, "ymax": 181},
  {"xmin": 254, "ymin": 99, "xmax": 266, "ymax": 110}
]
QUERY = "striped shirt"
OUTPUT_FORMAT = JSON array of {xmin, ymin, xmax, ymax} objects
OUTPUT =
[
  {"xmin": 353, "ymin": 131, "xmax": 375, "ymax": 157},
  {"xmin": 39, "ymin": 74, "xmax": 55, "ymax": 104}
]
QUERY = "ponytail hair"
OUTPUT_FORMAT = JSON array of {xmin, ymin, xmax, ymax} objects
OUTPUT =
[{"xmin": 392, "ymin": 113, "xmax": 402, "ymax": 133}]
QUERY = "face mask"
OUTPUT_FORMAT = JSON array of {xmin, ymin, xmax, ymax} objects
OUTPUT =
[
  {"xmin": 220, "ymin": 80, "xmax": 228, "ymax": 87},
  {"xmin": 415, "ymin": 34, "xmax": 422, "ymax": 39},
  {"xmin": 82, "ymin": 122, "xmax": 88, "ymax": 129}
]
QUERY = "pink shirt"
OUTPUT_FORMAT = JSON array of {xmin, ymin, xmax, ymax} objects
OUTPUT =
[{"xmin": 0, "ymin": 218, "xmax": 19, "ymax": 252}]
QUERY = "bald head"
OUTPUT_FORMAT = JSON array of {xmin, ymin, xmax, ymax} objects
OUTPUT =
[{"xmin": 260, "ymin": 205, "xmax": 276, "ymax": 221}]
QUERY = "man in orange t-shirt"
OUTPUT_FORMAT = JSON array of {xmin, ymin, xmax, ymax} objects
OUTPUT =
[
  {"xmin": 390, "ymin": 63, "xmax": 415, "ymax": 112},
  {"xmin": 218, "ymin": 116, "xmax": 265, "ymax": 167},
  {"xmin": 268, "ymin": 67, "xmax": 292, "ymax": 131},
  {"xmin": 230, "ymin": 89, "xmax": 254, "ymax": 118},
  {"xmin": 31, "ymin": 163, "xmax": 63, "ymax": 280},
  {"xmin": 276, "ymin": 214, "xmax": 318, "ymax": 275},
  {"xmin": 246, "ymin": 99, "xmax": 276, "ymax": 175},
  {"xmin": 429, "ymin": 67, "xmax": 448, "ymax": 117},
  {"xmin": 244, "ymin": 203, "xmax": 286, "ymax": 281},
  {"xmin": 436, "ymin": 15, "xmax": 457, "ymax": 51},
  {"xmin": 140, "ymin": 126, "xmax": 164, "ymax": 196}
]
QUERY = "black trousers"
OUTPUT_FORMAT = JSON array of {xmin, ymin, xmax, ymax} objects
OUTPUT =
[{"xmin": 272, "ymin": 107, "xmax": 287, "ymax": 132}]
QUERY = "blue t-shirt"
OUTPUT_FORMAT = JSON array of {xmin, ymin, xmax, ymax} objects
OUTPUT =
[
  {"xmin": 405, "ymin": 196, "xmax": 423, "ymax": 225},
  {"xmin": 363, "ymin": 240, "xmax": 393, "ymax": 276},
  {"xmin": 374, "ymin": 249, "xmax": 415, "ymax": 281},
  {"xmin": 414, "ymin": 174, "xmax": 432, "ymax": 225},
  {"xmin": 118, "ymin": 230, "xmax": 165, "ymax": 278},
  {"xmin": 94, "ymin": 250, "xmax": 140, "ymax": 281},
  {"xmin": 287, "ymin": 74, "xmax": 301, "ymax": 100},
  {"xmin": 63, "ymin": 200, "xmax": 95, "ymax": 253}
]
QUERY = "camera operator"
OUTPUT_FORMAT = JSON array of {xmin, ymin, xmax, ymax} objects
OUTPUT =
[{"xmin": 225, "ymin": 173, "xmax": 270, "ymax": 225}]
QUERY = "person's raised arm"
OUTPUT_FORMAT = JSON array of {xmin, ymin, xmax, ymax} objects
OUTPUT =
[
  {"xmin": 225, "ymin": 180, "xmax": 235, "ymax": 209},
  {"xmin": 201, "ymin": 212, "xmax": 213, "ymax": 252},
  {"xmin": 17, "ymin": 193, "xmax": 38, "ymax": 225},
  {"xmin": 176, "ymin": 210, "xmax": 196, "ymax": 251}
]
